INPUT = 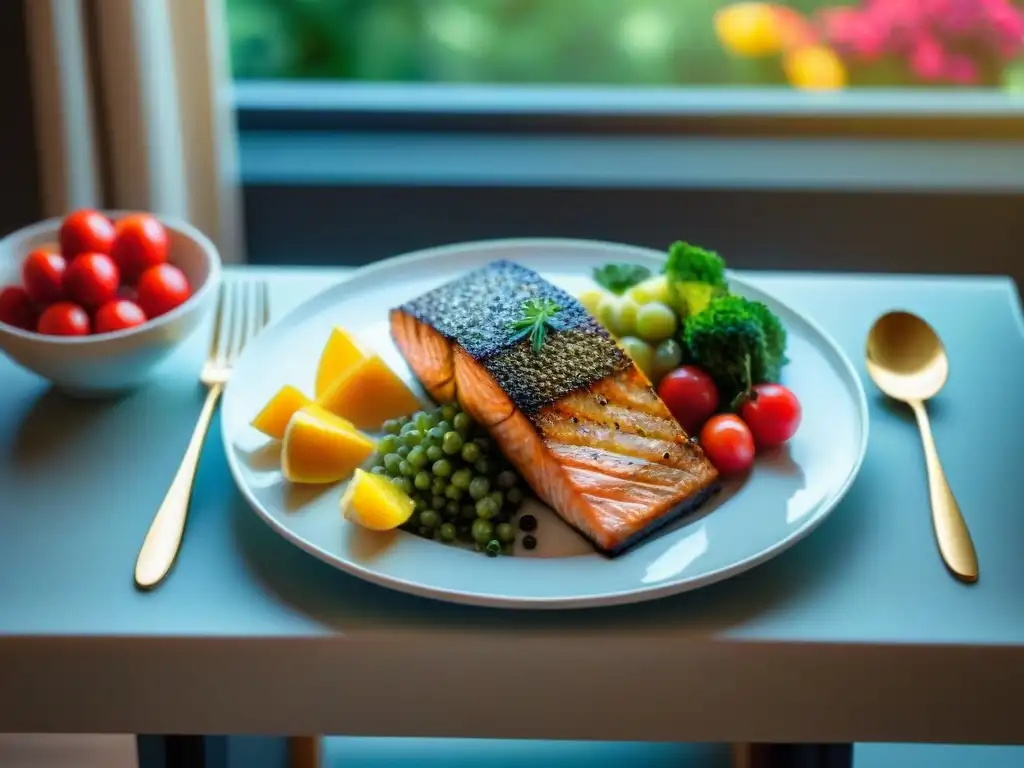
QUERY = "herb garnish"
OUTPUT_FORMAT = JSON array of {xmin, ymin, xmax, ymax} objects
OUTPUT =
[
  {"xmin": 508, "ymin": 297, "xmax": 565, "ymax": 353},
  {"xmin": 593, "ymin": 263, "xmax": 652, "ymax": 295}
]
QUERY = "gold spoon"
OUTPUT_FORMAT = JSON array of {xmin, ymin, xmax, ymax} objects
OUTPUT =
[{"xmin": 866, "ymin": 311, "xmax": 978, "ymax": 583}]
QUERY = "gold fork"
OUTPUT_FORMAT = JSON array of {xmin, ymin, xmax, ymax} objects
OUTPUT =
[{"xmin": 134, "ymin": 279, "xmax": 270, "ymax": 590}]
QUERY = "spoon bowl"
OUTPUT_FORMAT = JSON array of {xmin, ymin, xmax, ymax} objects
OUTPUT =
[
  {"xmin": 866, "ymin": 311, "xmax": 948, "ymax": 402},
  {"xmin": 865, "ymin": 310, "xmax": 978, "ymax": 583}
]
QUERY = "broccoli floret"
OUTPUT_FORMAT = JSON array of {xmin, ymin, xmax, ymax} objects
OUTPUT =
[
  {"xmin": 663, "ymin": 241, "xmax": 729, "ymax": 316},
  {"xmin": 746, "ymin": 299, "xmax": 788, "ymax": 381},
  {"xmin": 682, "ymin": 294, "xmax": 788, "ymax": 404}
]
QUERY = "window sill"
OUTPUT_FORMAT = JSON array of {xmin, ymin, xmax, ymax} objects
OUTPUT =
[{"xmin": 239, "ymin": 130, "xmax": 1024, "ymax": 193}]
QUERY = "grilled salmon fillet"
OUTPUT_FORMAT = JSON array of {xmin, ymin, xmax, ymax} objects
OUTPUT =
[{"xmin": 390, "ymin": 261, "xmax": 720, "ymax": 556}]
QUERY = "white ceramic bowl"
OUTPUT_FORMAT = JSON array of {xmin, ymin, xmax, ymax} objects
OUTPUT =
[{"xmin": 0, "ymin": 211, "xmax": 221, "ymax": 395}]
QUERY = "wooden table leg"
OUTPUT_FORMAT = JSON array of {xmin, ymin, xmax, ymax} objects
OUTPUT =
[
  {"xmin": 733, "ymin": 742, "xmax": 854, "ymax": 768},
  {"xmin": 288, "ymin": 736, "xmax": 321, "ymax": 768},
  {"xmin": 136, "ymin": 735, "xmax": 228, "ymax": 768}
]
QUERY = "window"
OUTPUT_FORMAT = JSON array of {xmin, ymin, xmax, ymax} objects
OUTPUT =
[
  {"xmin": 228, "ymin": 0, "xmax": 1024, "ymax": 91},
  {"xmin": 227, "ymin": 1, "xmax": 1024, "ymax": 278}
]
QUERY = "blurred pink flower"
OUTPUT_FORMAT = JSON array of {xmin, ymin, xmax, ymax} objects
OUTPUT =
[
  {"xmin": 945, "ymin": 53, "xmax": 980, "ymax": 83},
  {"xmin": 910, "ymin": 34, "xmax": 947, "ymax": 79},
  {"xmin": 817, "ymin": 0, "xmax": 1024, "ymax": 84}
]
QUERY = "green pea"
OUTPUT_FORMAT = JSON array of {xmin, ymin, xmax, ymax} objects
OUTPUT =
[
  {"xmin": 451, "ymin": 468, "xmax": 472, "ymax": 490},
  {"xmin": 475, "ymin": 496, "xmax": 499, "ymax": 520},
  {"xmin": 445, "ymin": 500, "xmax": 460, "ymax": 518},
  {"xmin": 442, "ymin": 431, "xmax": 464, "ymax": 455},
  {"xmin": 485, "ymin": 540, "xmax": 502, "ymax": 557},
  {"xmin": 401, "ymin": 430, "xmax": 423, "ymax": 447},
  {"xmin": 383, "ymin": 453, "xmax": 402, "ymax": 474},
  {"xmin": 415, "ymin": 412, "xmax": 437, "ymax": 431},
  {"xmin": 468, "ymin": 476, "xmax": 490, "ymax": 500},
  {"xmin": 474, "ymin": 458, "xmax": 493, "ymax": 476},
  {"xmin": 427, "ymin": 426, "xmax": 446, "ymax": 442},
  {"xmin": 391, "ymin": 476, "xmax": 414, "ymax": 495},
  {"xmin": 413, "ymin": 496, "xmax": 428, "ymax": 512},
  {"xmin": 407, "ymin": 445, "xmax": 428, "ymax": 469},
  {"xmin": 400, "ymin": 420, "xmax": 418, "ymax": 435},
  {"xmin": 471, "ymin": 519, "xmax": 494, "ymax": 545},
  {"xmin": 431, "ymin": 495, "xmax": 446, "ymax": 511},
  {"xmin": 419, "ymin": 510, "xmax": 440, "ymax": 528},
  {"xmin": 497, "ymin": 522, "xmax": 516, "ymax": 543},
  {"xmin": 431, "ymin": 477, "xmax": 447, "ymax": 496},
  {"xmin": 370, "ymin": 465, "xmax": 387, "ymax": 475},
  {"xmin": 398, "ymin": 459, "xmax": 415, "ymax": 477},
  {"xmin": 453, "ymin": 412, "xmax": 472, "ymax": 434},
  {"xmin": 378, "ymin": 435, "xmax": 399, "ymax": 455},
  {"xmin": 426, "ymin": 445, "xmax": 443, "ymax": 461},
  {"xmin": 459, "ymin": 442, "xmax": 480, "ymax": 463},
  {"xmin": 441, "ymin": 404, "xmax": 458, "ymax": 423},
  {"xmin": 383, "ymin": 419, "xmax": 402, "ymax": 435},
  {"xmin": 414, "ymin": 471, "xmax": 432, "ymax": 491},
  {"xmin": 496, "ymin": 470, "xmax": 517, "ymax": 489},
  {"xmin": 432, "ymin": 459, "xmax": 453, "ymax": 477},
  {"xmin": 474, "ymin": 436, "xmax": 492, "ymax": 453},
  {"xmin": 507, "ymin": 487, "xmax": 524, "ymax": 506},
  {"xmin": 445, "ymin": 485, "xmax": 463, "ymax": 501},
  {"xmin": 436, "ymin": 420, "xmax": 452, "ymax": 434},
  {"xmin": 439, "ymin": 523, "xmax": 457, "ymax": 542},
  {"xmin": 397, "ymin": 445, "xmax": 411, "ymax": 458},
  {"xmin": 487, "ymin": 489, "xmax": 504, "ymax": 510}
]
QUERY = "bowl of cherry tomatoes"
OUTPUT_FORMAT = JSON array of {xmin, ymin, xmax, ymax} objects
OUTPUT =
[{"xmin": 0, "ymin": 209, "xmax": 221, "ymax": 395}]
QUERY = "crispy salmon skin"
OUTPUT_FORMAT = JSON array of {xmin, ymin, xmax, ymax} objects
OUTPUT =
[{"xmin": 390, "ymin": 260, "xmax": 720, "ymax": 556}]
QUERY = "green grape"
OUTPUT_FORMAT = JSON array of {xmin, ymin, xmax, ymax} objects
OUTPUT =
[
  {"xmin": 635, "ymin": 301, "xmax": 678, "ymax": 343},
  {"xmin": 618, "ymin": 336, "xmax": 654, "ymax": 377},
  {"xmin": 626, "ymin": 275, "xmax": 672, "ymax": 306},
  {"xmin": 651, "ymin": 338, "xmax": 684, "ymax": 380},
  {"xmin": 597, "ymin": 294, "xmax": 638, "ymax": 337},
  {"xmin": 578, "ymin": 288, "xmax": 607, "ymax": 316}
]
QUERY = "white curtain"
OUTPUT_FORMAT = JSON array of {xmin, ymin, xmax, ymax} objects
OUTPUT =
[{"xmin": 24, "ymin": 0, "xmax": 245, "ymax": 264}]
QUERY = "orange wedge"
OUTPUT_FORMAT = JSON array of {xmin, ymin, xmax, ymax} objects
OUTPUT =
[
  {"xmin": 341, "ymin": 468, "xmax": 416, "ymax": 531},
  {"xmin": 281, "ymin": 405, "xmax": 375, "ymax": 484},
  {"xmin": 316, "ymin": 354, "xmax": 422, "ymax": 431},
  {"xmin": 315, "ymin": 326, "xmax": 368, "ymax": 398},
  {"xmin": 251, "ymin": 385, "xmax": 313, "ymax": 440}
]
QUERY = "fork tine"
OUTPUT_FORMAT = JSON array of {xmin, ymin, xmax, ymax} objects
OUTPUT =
[
  {"xmin": 260, "ymin": 281, "xmax": 271, "ymax": 330},
  {"xmin": 208, "ymin": 282, "xmax": 227, "ymax": 361},
  {"xmin": 231, "ymin": 281, "xmax": 253, "ymax": 362},
  {"xmin": 221, "ymin": 282, "xmax": 241, "ymax": 364}
]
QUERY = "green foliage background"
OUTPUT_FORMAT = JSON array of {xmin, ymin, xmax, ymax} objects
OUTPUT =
[{"xmin": 226, "ymin": 0, "xmax": 1022, "ymax": 88}]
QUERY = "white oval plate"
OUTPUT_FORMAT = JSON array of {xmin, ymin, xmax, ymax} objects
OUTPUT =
[{"xmin": 222, "ymin": 239, "xmax": 869, "ymax": 609}]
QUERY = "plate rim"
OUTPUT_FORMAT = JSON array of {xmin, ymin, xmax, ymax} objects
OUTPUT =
[{"xmin": 222, "ymin": 237, "xmax": 870, "ymax": 609}]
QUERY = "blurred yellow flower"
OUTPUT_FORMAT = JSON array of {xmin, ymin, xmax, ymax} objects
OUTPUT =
[
  {"xmin": 784, "ymin": 45, "xmax": 847, "ymax": 90},
  {"xmin": 714, "ymin": 2, "xmax": 782, "ymax": 57}
]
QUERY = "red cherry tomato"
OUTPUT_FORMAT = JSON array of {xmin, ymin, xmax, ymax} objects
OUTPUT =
[
  {"xmin": 63, "ymin": 252, "xmax": 120, "ymax": 310},
  {"xmin": 21, "ymin": 248, "xmax": 66, "ymax": 303},
  {"xmin": 136, "ymin": 263, "xmax": 191, "ymax": 318},
  {"xmin": 656, "ymin": 365, "xmax": 720, "ymax": 435},
  {"xmin": 94, "ymin": 299, "xmax": 148, "ymax": 334},
  {"xmin": 699, "ymin": 414, "xmax": 756, "ymax": 476},
  {"xmin": 59, "ymin": 209, "xmax": 116, "ymax": 260},
  {"xmin": 739, "ymin": 383, "xmax": 802, "ymax": 449},
  {"xmin": 111, "ymin": 214, "xmax": 168, "ymax": 282},
  {"xmin": 0, "ymin": 285, "xmax": 39, "ymax": 331},
  {"xmin": 37, "ymin": 302, "xmax": 90, "ymax": 336}
]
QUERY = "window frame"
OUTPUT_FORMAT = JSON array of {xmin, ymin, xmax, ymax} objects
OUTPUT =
[{"xmin": 235, "ymin": 81, "xmax": 1024, "ymax": 193}]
